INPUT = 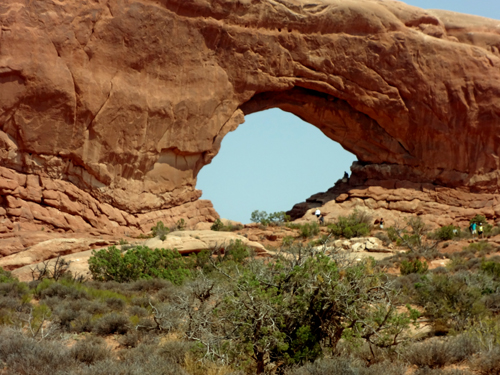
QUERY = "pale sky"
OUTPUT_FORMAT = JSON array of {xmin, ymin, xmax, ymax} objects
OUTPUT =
[{"xmin": 197, "ymin": 0, "xmax": 500, "ymax": 224}]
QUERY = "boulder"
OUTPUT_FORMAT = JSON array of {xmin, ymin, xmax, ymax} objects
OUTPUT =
[{"xmin": 144, "ymin": 230, "xmax": 268, "ymax": 255}]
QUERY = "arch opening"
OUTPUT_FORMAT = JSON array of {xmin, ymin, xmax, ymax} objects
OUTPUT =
[{"xmin": 196, "ymin": 108, "xmax": 357, "ymax": 223}]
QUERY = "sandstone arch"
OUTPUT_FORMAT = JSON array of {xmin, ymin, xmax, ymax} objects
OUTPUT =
[{"xmin": 1, "ymin": 0, "xmax": 500, "ymax": 234}]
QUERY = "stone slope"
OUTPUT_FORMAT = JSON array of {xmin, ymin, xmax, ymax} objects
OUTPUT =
[{"xmin": 1, "ymin": 0, "xmax": 500, "ymax": 233}]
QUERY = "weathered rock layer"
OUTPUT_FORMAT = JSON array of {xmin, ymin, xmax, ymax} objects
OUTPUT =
[{"xmin": 1, "ymin": 0, "xmax": 500, "ymax": 233}]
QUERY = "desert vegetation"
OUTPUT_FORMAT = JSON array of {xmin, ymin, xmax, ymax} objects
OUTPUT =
[{"xmin": 2, "ymin": 214, "xmax": 500, "ymax": 374}]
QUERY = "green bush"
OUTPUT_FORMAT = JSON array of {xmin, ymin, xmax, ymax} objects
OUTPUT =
[
  {"xmin": 0, "ymin": 268, "xmax": 17, "ymax": 283},
  {"xmin": 151, "ymin": 221, "xmax": 169, "ymax": 240},
  {"xmin": 88, "ymin": 246, "xmax": 194, "ymax": 284},
  {"xmin": 299, "ymin": 222, "xmax": 320, "ymax": 238},
  {"xmin": 400, "ymin": 259, "xmax": 429, "ymax": 275},
  {"xmin": 414, "ymin": 273, "xmax": 487, "ymax": 332},
  {"xmin": 210, "ymin": 218, "xmax": 243, "ymax": 232},
  {"xmin": 210, "ymin": 218, "xmax": 224, "ymax": 231},
  {"xmin": 431, "ymin": 225, "xmax": 459, "ymax": 241},
  {"xmin": 175, "ymin": 218, "xmax": 186, "ymax": 231},
  {"xmin": 250, "ymin": 210, "xmax": 270, "ymax": 226},
  {"xmin": 481, "ymin": 260, "xmax": 500, "ymax": 280},
  {"xmin": 250, "ymin": 210, "xmax": 290, "ymax": 226},
  {"xmin": 328, "ymin": 210, "xmax": 371, "ymax": 239}
]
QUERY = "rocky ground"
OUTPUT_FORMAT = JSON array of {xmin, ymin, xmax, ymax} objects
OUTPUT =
[{"xmin": 2, "ymin": 215, "xmax": 499, "ymax": 283}]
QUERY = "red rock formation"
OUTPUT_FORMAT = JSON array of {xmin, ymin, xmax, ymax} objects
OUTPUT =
[{"xmin": 1, "ymin": 0, "xmax": 500, "ymax": 233}]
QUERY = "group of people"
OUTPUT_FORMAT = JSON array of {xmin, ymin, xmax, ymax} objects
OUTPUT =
[
  {"xmin": 469, "ymin": 221, "xmax": 485, "ymax": 239},
  {"xmin": 313, "ymin": 210, "xmax": 485, "ymax": 240}
]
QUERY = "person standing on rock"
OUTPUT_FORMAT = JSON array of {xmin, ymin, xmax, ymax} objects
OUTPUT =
[
  {"xmin": 315, "ymin": 209, "xmax": 321, "ymax": 222},
  {"xmin": 379, "ymin": 218, "xmax": 384, "ymax": 230},
  {"xmin": 478, "ymin": 222, "xmax": 484, "ymax": 239}
]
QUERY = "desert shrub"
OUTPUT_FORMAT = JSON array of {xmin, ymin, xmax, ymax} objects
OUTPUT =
[
  {"xmin": 0, "ymin": 327, "xmax": 76, "ymax": 375},
  {"xmin": 282, "ymin": 235, "xmax": 295, "ymax": 246},
  {"xmin": 464, "ymin": 241, "xmax": 494, "ymax": 254},
  {"xmin": 484, "ymin": 293, "xmax": 500, "ymax": 314},
  {"xmin": 151, "ymin": 221, "xmax": 169, "ymax": 240},
  {"xmin": 405, "ymin": 338, "xmax": 457, "ymax": 368},
  {"xmin": 156, "ymin": 287, "xmax": 175, "ymax": 302},
  {"xmin": 0, "ymin": 296, "xmax": 21, "ymax": 310},
  {"xmin": 386, "ymin": 226, "xmax": 399, "ymax": 242},
  {"xmin": 93, "ymin": 312, "xmax": 129, "ymax": 335},
  {"xmin": 250, "ymin": 210, "xmax": 269, "ymax": 225},
  {"xmin": 220, "ymin": 239, "xmax": 251, "ymax": 264},
  {"xmin": 36, "ymin": 280, "xmax": 89, "ymax": 300},
  {"xmin": 414, "ymin": 369, "xmax": 474, "ymax": 375},
  {"xmin": 78, "ymin": 356, "xmax": 188, "ymax": 375},
  {"xmin": 309, "ymin": 234, "xmax": 330, "ymax": 246},
  {"xmin": 374, "ymin": 231, "xmax": 391, "ymax": 246},
  {"xmin": 118, "ymin": 330, "xmax": 141, "ymax": 348},
  {"xmin": 84, "ymin": 300, "xmax": 110, "ymax": 315},
  {"xmin": 70, "ymin": 311, "xmax": 95, "ymax": 333},
  {"xmin": 414, "ymin": 273, "xmax": 487, "ymax": 332},
  {"xmin": 250, "ymin": 210, "xmax": 290, "ymax": 226},
  {"xmin": 0, "ymin": 268, "xmax": 17, "ymax": 283},
  {"xmin": 268, "ymin": 211, "xmax": 291, "ymax": 224},
  {"xmin": 211, "ymin": 218, "xmax": 244, "ymax": 232},
  {"xmin": 285, "ymin": 357, "xmax": 360, "ymax": 375},
  {"xmin": 54, "ymin": 303, "xmax": 82, "ymax": 331},
  {"xmin": 105, "ymin": 296, "xmax": 126, "ymax": 310},
  {"xmin": 210, "ymin": 218, "xmax": 224, "ymax": 231},
  {"xmin": 89, "ymin": 245, "xmax": 195, "ymax": 284},
  {"xmin": 0, "ymin": 280, "xmax": 29, "ymax": 298},
  {"xmin": 70, "ymin": 335, "xmax": 110, "ymax": 365},
  {"xmin": 117, "ymin": 344, "xmax": 190, "ymax": 374},
  {"xmin": 285, "ymin": 358, "xmax": 406, "ymax": 375},
  {"xmin": 358, "ymin": 361, "xmax": 408, "ymax": 375},
  {"xmin": 470, "ymin": 214, "xmax": 487, "ymax": 225},
  {"xmin": 404, "ymin": 333, "xmax": 479, "ymax": 370},
  {"xmin": 430, "ymin": 225, "xmax": 460, "ymax": 241},
  {"xmin": 128, "ymin": 306, "xmax": 149, "ymax": 319},
  {"xmin": 129, "ymin": 278, "xmax": 173, "ymax": 293},
  {"xmin": 328, "ymin": 210, "xmax": 371, "ymax": 239},
  {"xmin": 299, "ymin": 222, "xmax": 320, "ymax": 238},
  {"xmin": 472, "ymin": 347, "xmax": 500, "ymax": 375},
  {"xmin": 157, "ymin": 340, "xmax": 195, "ymax": 365},
  {"xmin": 174, "ymin": 218, "xmax": 186, "ymax": 231},
  {"xmin": 400, "ymin": 259, "xmax": 429, "ymax": 275},
  {"xmin": 482, "ymin": 259, "xmax": 500, "ymax": 280}
]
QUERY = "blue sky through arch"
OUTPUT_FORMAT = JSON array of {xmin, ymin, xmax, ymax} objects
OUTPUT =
[{"xmin": 196, "ymin": 109, "xmax": 356, "ymax": 223}]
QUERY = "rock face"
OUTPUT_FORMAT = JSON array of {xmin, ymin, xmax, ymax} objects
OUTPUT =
[{"xmin": 1, "ymin": 0, "xmax": 500, "ymax": 233}]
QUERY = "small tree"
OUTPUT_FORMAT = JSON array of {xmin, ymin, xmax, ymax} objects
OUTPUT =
[
  {"xmin": 250, "ymin": 210, "xmax": 270, "ymax": 226},
  {"xmin": 178, "ymin": 244, "xmax": 416, "ymax": 373}
]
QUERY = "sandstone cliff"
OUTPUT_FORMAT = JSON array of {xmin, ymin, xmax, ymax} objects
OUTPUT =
[{"xmin": 1, "ymin": 0, "xmax": 500, "ymax": 234}]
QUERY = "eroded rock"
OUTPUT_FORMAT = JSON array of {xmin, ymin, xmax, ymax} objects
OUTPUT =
[{"xmin": 1, "ymin": 0, "xmax": 500, "ymax": 234}]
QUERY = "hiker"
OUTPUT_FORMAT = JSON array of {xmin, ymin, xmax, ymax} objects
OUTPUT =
[
  {"xmin": 342, "ymin": 171, "xmax": 349, "ymax": 183},
  {"xmin": 319, "ymin": 214, "xmax": 325, "ymax": 225},
  {"xmin": 315, "ymin": 209, "xmax": 321, "ymax": 220},
  {"xmin": 478, "ymin": 222, "xmax": 484, "ymax": 239},
  {"xmin": 471, "ymin": 222, "xmax": 477, "ymax": 238},
  {"xmin": 379, "ymin": 218, "xmax": 384, "ymax": 230}
]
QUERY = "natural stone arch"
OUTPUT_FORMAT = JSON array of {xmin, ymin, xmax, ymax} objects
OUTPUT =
[{"xmin": 1, "ymin": 0, "xmax": 500, "ymax": 233}]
